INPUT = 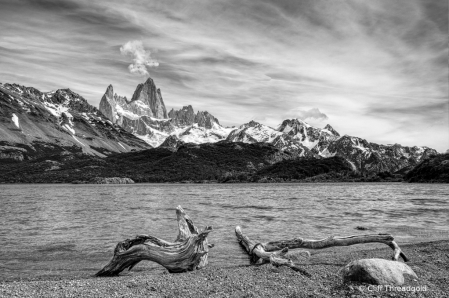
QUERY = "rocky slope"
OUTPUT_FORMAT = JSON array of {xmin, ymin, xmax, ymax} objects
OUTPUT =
[
  {"xmin": 0, "ymin": 141, "xmax": 354, "ymax": 183},
  {"xmin": 323, "ymin": 135, "xmax": 436, "ymax": 174},
  {"xmin": 0, "ymin": 82, "xmax": 150, "ymax": 162},
  {"xmin": 99, "ymin": 79, "xmax": 231, "ymax": 147}
]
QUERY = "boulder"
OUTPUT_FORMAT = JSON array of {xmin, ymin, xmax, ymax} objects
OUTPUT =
[{"xmin": 341, "ymin": 258, "xmax": 418, "ymax": 285}]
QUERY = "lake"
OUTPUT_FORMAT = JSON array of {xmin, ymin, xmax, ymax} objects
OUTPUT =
[{"xmin": 0, "ymin": 183, "xmax": 448, "ymax": 281}]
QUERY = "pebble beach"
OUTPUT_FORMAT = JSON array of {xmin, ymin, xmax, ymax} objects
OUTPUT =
[{"xmin": 1, "ymin": 240, "xmax": 447, "ymax": 298}]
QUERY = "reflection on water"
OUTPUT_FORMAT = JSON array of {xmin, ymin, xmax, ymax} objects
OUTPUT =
[{"xmin": 0, "ymin": 183, "xmax": 448, "ymax": 281}]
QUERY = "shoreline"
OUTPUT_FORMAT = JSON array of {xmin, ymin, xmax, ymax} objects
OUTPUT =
[
  {"xmin": 1, "ymin": 240, "xmax": 448, "ymax": 297},
  {"xmin": 1, "ymin": 181, "xmax": 437, "ymax": 185}
]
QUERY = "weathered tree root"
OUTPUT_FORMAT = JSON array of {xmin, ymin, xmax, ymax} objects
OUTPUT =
[
  {"xmin": 235, "ymin": 226, "xmax": 409, "ymax": 276},
  {"xmin": 96, "ymin": 206, "xmax": 213, "ymax": 276},
  {"xmin": 235, "ymin": 226, "xmax": 312, "ymax": 277}
]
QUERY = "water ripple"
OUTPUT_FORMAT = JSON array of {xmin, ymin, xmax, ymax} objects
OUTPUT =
[{"xmin": 0, "ymin": 182, "xmax": 447, "ymax": 281}]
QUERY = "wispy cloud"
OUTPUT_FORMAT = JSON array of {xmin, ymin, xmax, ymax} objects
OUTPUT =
[
  {"xmin": 0, "ymin": 0, "xmax": 447, "ymax": 151},
  {"xmin": 120, "ymin": 40, "xmax": 159, "ymax": 76}
]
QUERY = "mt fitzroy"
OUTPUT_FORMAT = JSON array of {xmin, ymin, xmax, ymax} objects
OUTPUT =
[
  {"xmin": 99, "ymin": 78, "xmax": 232, "ymax": 147},
  {"xmin": 99, "ymin": 77, "xmax": 437, "ymax": 174}
]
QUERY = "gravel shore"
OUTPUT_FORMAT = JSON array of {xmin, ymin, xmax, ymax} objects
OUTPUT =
[{"xmin": 1, "ymin": 240, "xmax": 447, "ymax": 298}]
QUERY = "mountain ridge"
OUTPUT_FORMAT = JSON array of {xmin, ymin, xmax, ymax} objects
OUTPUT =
[{"xmin": 0, "ymin": 82, "xmax": 150, "ymax": 161}]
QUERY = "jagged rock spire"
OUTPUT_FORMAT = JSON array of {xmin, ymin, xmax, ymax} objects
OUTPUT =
[
  {"xmin": 168, "ymin": 105, "xmax": 219, "ymax": 129},
  {"xmin": 99, "ymin": 84, "xmax": 117, "ymax": 122},
  {"xmin": 130, "ymin": 78, "xmax": 168, "ymax": 119}
]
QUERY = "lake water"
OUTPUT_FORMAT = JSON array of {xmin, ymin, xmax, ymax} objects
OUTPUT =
[{"xmin": 0, "ymin": 183, "xmax": 448, "ymax": 281}]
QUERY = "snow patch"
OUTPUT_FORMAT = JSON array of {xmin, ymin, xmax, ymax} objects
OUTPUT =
[
  {"xmin": 319, "ymin": 148, "xmax": 336, "ymax": 158},
  {"xmin": 116, "ymin": 105, "xmax": 140, "ymax": 120},
  {"xmin": 72, "ymin": 136, "xmax": 84, "ymax": 146},
  {"xmin": 11, "ymin": 113, "xmax": 20, "ymax": 128},
  {"xmin": 43, "ymin": 102, "xmax": 69, "ymax": 117},
  {"xmin": 282, "ymin": 124, "xmax": 293, "ymax": 134},
  {"xmin": 63, "ymin": 124, "xmax": 75, "ymax": 135},
  {"xmin": 347, "ymin": 160, "xmax": 357, "ymax": 171},
  {"xmin": 296, "ymin": 118, "xmax": 311, "ymax": 128},
  {"xmin": 149, "ymin": 116, "xmax": 170, "ymax": 122},
  {"xmin": 137, "ymin": 131, "xmax": 168, "ymax": 147},
  {"xmin": 299, "ymin": 127, "xmax": 319, "ymax": 149}
]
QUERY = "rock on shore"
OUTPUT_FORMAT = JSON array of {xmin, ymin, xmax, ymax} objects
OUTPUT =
[
  {"xmin": 341, "ymin": 258, "xmax": 418, "ymax": 285},
  {"xmin": 88, "ymin": 177, "xmax": 135, "ymax": 184}
]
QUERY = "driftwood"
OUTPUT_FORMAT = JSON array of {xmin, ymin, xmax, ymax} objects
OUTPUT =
[
  {"xmin": 96, "ymin": 206, "xmax": 213, "ymax": 276},
  {"xmin": 235, "ymin": 226, "xmax": 409, "ymax": 275}
]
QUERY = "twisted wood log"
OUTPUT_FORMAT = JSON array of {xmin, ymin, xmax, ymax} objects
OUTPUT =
[
  {"xmin": 235, "ymin": 226, "xmax": 311, "ymax": 277},
  {"xmin": 263, "ymin": 233, "xmax": 408, "ymax": 262},
  {"xmin": 96, "ymin": 206, "xmax": 213, "ymax": 276},
  {"xmin": 235, "ymin": 226, "xmax": 409, "ymax": 275}
]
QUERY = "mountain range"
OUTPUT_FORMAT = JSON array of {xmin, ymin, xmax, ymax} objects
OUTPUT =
[
  {"xmin": 0, "ymin": 78, "xmax": 437, "ymax": 177},
  {"xmin": 97, "ymin": 78, "xmax": 437, "ymax": 174}
]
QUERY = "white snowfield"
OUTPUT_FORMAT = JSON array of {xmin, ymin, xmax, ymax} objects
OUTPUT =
[
  {"xmin": 115, "ymin": 105, "xmax": 140, "ymax": 120},
  {"xmin": 135, "ymin": 122, "xmax": 233, "ymax": 147},
  {"xmin": 228, "ymin": 122, "xmax": 282, "ymax": 143},
  {"xmin": 176, "ymin": 123, "xmax": 233, "ymax": 144}
]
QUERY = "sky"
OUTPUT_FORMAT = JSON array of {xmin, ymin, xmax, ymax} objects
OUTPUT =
[{"xmin": 0, "ymin": 0, "xmax": 448, "ymax": 152}]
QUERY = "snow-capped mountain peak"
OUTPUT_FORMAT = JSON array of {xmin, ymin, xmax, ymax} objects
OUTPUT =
[
  {"xmin": 227, "ymin": 120, "xmax": 281, "ymax": 143},
  {"xmin": 99, "ymin": 78, "xmax": 229, "ymax": 147}
]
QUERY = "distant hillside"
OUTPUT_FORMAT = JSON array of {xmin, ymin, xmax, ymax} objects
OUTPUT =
[
  {"xmin": 405, "ymin": 153, "xmax": 449, "ymax": 183},
  {"xmin": 0, "ymin": 142, "xmax": 358, "ymax": 183},
  {"xmin": 254, "ymin": 157, "xmax": 353, "ymax": 181}
]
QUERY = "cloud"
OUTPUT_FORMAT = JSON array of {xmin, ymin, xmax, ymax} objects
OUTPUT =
[
  {"xmin": 0, "ymin": 0, "xmax": 447, "ymax": 151},
  {"xmin": 295, "ymin": 108, "xmax": 328, "ymax": 121},
  {"xmin": 120, "ymin": 40, "xmax": 159, "ymax": 76}
]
